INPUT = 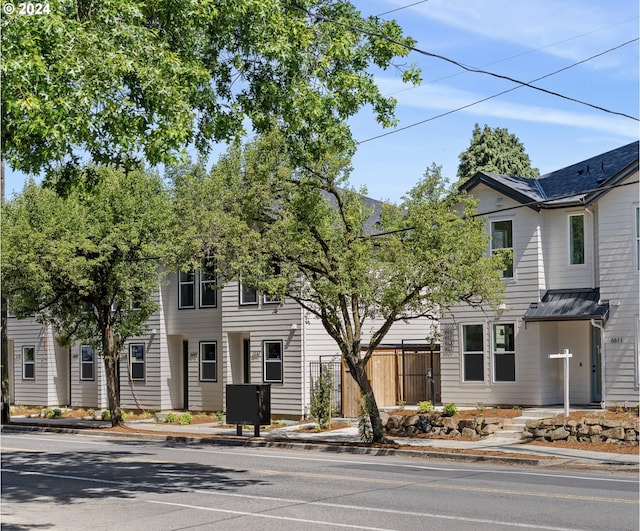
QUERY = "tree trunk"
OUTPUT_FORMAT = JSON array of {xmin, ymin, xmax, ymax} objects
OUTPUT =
[
  {"xmin": 101, "ymin": 326, "xmax": 123, "ymax": 427},
  {"xmin": 346, "ymin": 352, "xmax": 385, "ymax": 443}
]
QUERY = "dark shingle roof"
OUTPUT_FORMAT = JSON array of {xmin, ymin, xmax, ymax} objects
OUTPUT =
[{"xmin": 461, "ymin": 141, "xmax": 639, "ymax": 209}]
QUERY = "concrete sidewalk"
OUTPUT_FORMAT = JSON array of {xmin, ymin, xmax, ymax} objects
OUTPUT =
[{"xmin": 5, "ymin": 415, "xmax": 638, "ymax": 469}]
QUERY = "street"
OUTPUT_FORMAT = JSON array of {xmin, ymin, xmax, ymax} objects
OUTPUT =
[{"xmin": 2, "ymin": 430, "xmax": 638, "ymax": 530}]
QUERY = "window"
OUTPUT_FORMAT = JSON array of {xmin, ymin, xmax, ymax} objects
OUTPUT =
[
  {"xmin": 200, "ymin": 261, "xmax": 217, "ymax": 308},
  {"xmin": 462, "ymin": 325, "xmax": 484, "ymax": 382},
  {"xmin": 179, "ymin": 270, "xmax": 195, "ymax": 309},
  {"xmin": 491, "ymin": 220, "xmax": 513, "ymax": 278},
  {"xmin": 635, "ymin": 207, "xmax": 640, "ymax": 271},
  {"xmin": 569, "ymin": 214, "xmax": 585, "ymax": 265},
  {"xmin": 493, "ymin": 323, "xmax": 515, "ymax": 382},
  {"xmin": 199, "ymin": 342, "xmax": 217, "ymax": 381},
  {"xmin": 263, "ymin": 341, "xmax": 283, "ymax": 383},
  {"xmin": 80, "ymin": 345, "xmax": 95, "ymax": 381},
  {"xmin": 240, "ymin": 283, "xmax": 258, "ymax": 305},
  {"xmin": 22, "ymin": 346, "xmax": 35, "ymax": 380},
  {"xmin": 129, "ymin": 344, "xmax": 145, "ymax": 381},
  {"xmin": 263, "ymin": 263, "xmax": 281, "ymax": 304}
]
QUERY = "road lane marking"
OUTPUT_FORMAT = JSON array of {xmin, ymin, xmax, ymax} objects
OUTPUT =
[
  {"xmin": 147, "ymin": 499, "xmax": 581, "ymax": 531},
  {"xmin": 252, "ymin": 468, "xmax": 639, "ymax": 504}
]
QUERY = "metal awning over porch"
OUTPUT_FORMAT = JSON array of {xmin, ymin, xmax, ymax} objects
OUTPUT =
[{"xmin": 523, "ymin": 288, "xmax": 609, "ymax": 323}]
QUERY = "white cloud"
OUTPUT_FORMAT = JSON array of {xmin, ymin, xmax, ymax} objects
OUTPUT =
[
  {"xmin": 377, "ymin": 77, "xmax": 638, "ymax": 139},
  {"xmin": 395, "ymin": 0, "xmax": 637, "ymax": 69}
]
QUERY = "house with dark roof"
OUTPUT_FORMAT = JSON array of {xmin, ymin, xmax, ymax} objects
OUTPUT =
[{"xmin": 440, "ymin": 141, "xmax": 639, "ymax": 408}]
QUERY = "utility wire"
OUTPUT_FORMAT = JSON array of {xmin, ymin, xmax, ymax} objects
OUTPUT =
[
  {"xmin": 358, "ymin": 38, "xmax": 639, "ymax": 144},
  {"xmin": 374, "ymin": 0, "xmax": 430, "ymax": 17},
  {"xmin": 293, "ymin": 5, "xmax": 638, "ymax": 122}
]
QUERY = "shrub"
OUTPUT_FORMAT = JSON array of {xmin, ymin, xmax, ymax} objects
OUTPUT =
[
  {"xmin": 417, "ymin": 400, "xmax": 434, "ymax": 413},
  {"xmin": 45, "ymin": 408, "xmax": 62, "ymax": 419},
  {"xmin": 164, "ymin": 412, "xmax": 177, "ymax": 423},
  {"xmin": 101, "ymin": 410, "xmax": 111, "ymax": 421},
  {"xmin": 178, "ymin": 413, "xmax": 193, "ymax": 425},
  {"xmin": 443, "ymin": 403, "xmax": 458, "ymax": 417},
  {"xmin": 396, "ymin": 400, "xmax": 406, "ymax": 411},
  {"xmin": 310, "ymin": 366, "xmax": 334, "ymax": 429}
]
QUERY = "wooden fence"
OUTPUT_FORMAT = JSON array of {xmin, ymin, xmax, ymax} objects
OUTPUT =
[{"xmin": 341, "ymin": 346, "xmax": 440, "ymax": 418}]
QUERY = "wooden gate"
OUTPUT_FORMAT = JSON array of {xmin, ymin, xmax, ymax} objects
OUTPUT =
[{"xmin": 341, "ymin": 344, "xmax": 440, "ymax": 418}]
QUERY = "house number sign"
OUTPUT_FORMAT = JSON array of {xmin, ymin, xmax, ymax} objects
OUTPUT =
[{"xmin": 610, "ymin": 337, "xmax": 623, "ymax": 344}]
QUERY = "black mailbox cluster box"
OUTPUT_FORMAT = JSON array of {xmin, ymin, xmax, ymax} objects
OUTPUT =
[{"xmin": 226, "ymin": 384, "xmax": 271, "ymax": 425}]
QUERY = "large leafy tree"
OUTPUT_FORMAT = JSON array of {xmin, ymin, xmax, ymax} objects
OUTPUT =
[
  {"xmin": 172, "ymin": 135, "xmax": 506, "ymax": 443},
  {"xmin": 457, "ymin": 124, "xmax": 539, "ymax": 183},
  {"xmin": 1, "ymin": 0, "xmax": 419, "ymax": 174},
  {"xmin": 1, "ymin": 167, "xmax": 172, "ymax": 426}
]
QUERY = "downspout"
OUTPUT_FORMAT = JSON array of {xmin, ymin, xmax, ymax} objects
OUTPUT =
[{"xmin": 590, "ymin": 319, "xmax": 605, "ymax": 409}]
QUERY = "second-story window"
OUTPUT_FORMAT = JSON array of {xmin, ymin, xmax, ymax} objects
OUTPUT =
[
  {"xmin": 200, "ymin": 261, "xmax": 217, "ymax": 308},
  {"xmin": 240, "ymin": 282, "xmax": 258, "ymax": 305},
  {"xmin": 179, "ymin": 270, "xmax": 195, "ymax": 309},
  {"xmin": 491, "ymin": 220, "xmax": 513, "ymax": 278},
  {"xmin": 569, "ymin": 214, "xmax": 585, "ymax": 265}
]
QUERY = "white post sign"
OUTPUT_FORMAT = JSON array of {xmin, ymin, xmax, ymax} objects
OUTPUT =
[{"xmin": 549, "ymin": 348, "xmax": 572, "ymax": 417}]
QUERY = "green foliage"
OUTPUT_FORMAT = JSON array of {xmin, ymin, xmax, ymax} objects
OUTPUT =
[
  {"xmin": 457, "ymin": 123, "xmax": 539, "ymax": 184},
  {"xmin": 476, "ymin": 402, "xmax": 486, "ymax": 416},
  {"xmin": 178, "ymin": 413, "xmax": 193, "ymax": 425},
  {"xmin": 1, "ymin": 166, "xmax": 172, "ymax": 426},
  {"xmin": 164, "ymin": 413, "xmax": 177, "ymax": 424},
  {"xmin": 2, "ymin": 0, "xmax": 419, "ymax": 175},
  {"xmin": 101, "ymin": 410, "xmax": 111, "ymax": 422},
  {"xmin": 417, "ymin": 400, "xmax": 434, "ymax": 413},
  {"xmin": 396, "ymin": 400, "xmax": 406, "ymax": 411},
  {"xmin": 310, "ymin": 365, "xmax": 334, "ymax": 430},
  {"xmin": 443, "ymin": 403, "xmax": 458, "ymax": 417},
  {"xmin": 513, "ymin": 405, "xmax": 522, "ymax": 410},
  {"xmin": 45, "ymin": 408, "xmax": 62, "ymax": 419},
  {"xmin": 358, "ymin": 394, "xmax": 374, "ymax": 443}
]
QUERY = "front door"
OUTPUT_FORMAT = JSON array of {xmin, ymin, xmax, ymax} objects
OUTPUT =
[
  {"xmin": 243, "ymin": 339, "xmax": 250, "ymax": 383},
  {"xmin": 591, "ymin": 326, "xmax": 602, "ymax": 403}
]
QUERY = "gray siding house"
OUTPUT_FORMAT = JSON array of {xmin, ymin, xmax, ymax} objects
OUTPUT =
[
  {"xmin": 441, "ymin": 141, "xmax": 639, "ymax": 408},
  {"xmin": 7, "ymin": 272, "xmax": 432, "ymax": 418}
]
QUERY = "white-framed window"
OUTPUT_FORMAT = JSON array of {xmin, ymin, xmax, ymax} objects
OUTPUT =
[
  {"xmin": 80, "ymin": 345, "xmax": 95, "ymax": 381},
  {"xmin": 263, "ymin": 340, "xmax": 283, "ymax": 383},
  {"xmin": 178, "ymin": 270, "xmax": 195, "ymax": 309},
  {"xmin": 22, "ymin": 346, "xmax": 35, "ymax": 380},
  {"xmin": 200, "ymin": 261, "xmax": 217, "ymax": 308},
  {"xmin": 490, "ymin": 219, "xmax": 513, "ymax": 278},
  {"xmin": 462, "ymin": 324, "xmax": 484, "ymax": 382},
  {"xmin": 240, "ymin": 283, "xmax": 258, "ymax": 305},
  {"xmin": 493, "ymin": 323, "xmax": 516, "ymax": 382},
  {"xmin": 129, "ymin": 343, "xmax": 145, "ymax": 381},
  {"xmin": 199, "ymin": 342, "xmax": 217, "ymax": 382},
  {"xmin": 635, "ymin": 206, "xmax": 639, "ymax": 271},
  {"xmin": 569, "ymin": 214, "xmax": 585, "ymax": 265}
]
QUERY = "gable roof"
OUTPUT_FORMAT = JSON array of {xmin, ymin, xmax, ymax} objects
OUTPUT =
[{"xmin": 460, "ymin": 141, "xmax": 639, "ymax": 210}]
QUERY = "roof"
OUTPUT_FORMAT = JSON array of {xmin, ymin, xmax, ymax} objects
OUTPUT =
[
  {"xmin": 523, "ymin": 289, "xmax": 609, "ymax": 323},
  {"xmin": 461, "ymin": 141, "xmax": 639, "ymax": 209}
]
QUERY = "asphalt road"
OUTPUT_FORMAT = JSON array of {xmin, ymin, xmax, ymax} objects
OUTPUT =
[{"xmin": 2, "ymin": 431, "xmax": 638, "ymax": 530}]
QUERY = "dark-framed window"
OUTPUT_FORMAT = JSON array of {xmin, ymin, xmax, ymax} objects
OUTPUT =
[
  {"xmin": 129, "ymin": 343, "xmax": 145, "ymax": 381},
  {"xmin": 80, "ymin": 345, "xmax": 95, "ymax": 381},
  {"xmin": 179, "ymin": 270, "xmax": 195, "ymax": 309},
  {"xmin": 22, "ymin": 346, "xmax": 35, "ymax": 380},
  {"xmin": 263, "ymin": 340, "xmax": 283, "ymax": 383},
  {"xmin": 199, "ymin": 342, "xmax": 217, "ymax": 382},
  {"xmin": 491, "ymin": 219, "xmax": 513, "ymax": 278},
  {"xmin": 462, "ymin": 325, "xmax": 484, "ymax": 382},
  {"xmin": 493, "ymin": 323, "xmax": 516, "ymax": 382},
  {"xmin": 569, "ymin": 214, "xmax": 585, "ymax": 265},
  {"xmin": 200, "ymin": 261, "xmax": 217, "ymax": 308},
  {"xmin": 240, "ymin": 283, "xmax": 258, "ymax": 305}
]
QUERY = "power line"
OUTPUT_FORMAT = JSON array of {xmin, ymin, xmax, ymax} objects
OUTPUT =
[
  {"xmin": 374, "ymin": 0, "xmax": 430, "ymax": 17},
  {"xmin": 293, "ymin": 5, "xmax": 638, "ymax": 122},
  {"xmin": 358, "ymin": 38, "xmax": 639, "ymax": 144}
]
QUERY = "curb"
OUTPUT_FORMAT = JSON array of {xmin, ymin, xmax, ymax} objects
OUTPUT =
[{"xmin": 0, "ymin": 423, "xmax": 561, "ymax": 467}]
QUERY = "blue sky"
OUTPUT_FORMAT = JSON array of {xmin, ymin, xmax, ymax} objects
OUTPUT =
[
  {"xmin": 4, "ymin": 1, "xmax": 638, "ymax": 202},
  {"xmin": 348, "ymin": 0, "xmax": 639, "ymax": 201}
]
